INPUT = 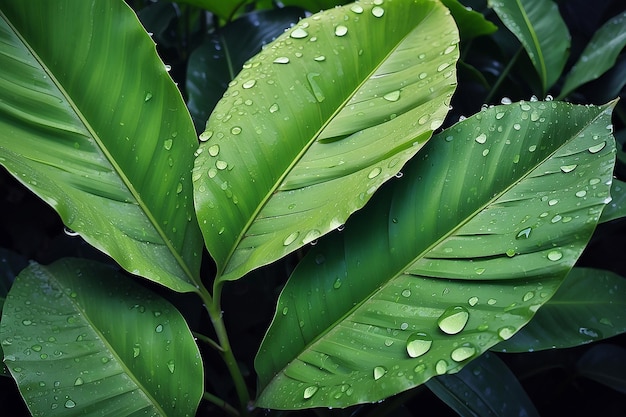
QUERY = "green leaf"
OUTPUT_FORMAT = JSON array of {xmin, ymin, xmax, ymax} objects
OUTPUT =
[
  {"xmin": 0, "ymin": 248, "xmax": 27, "ymax": 377},
  {"xmin": 193, "ymin": 0, "xmax": 459, "ymax": 282},
  {"xmin": 186, "ymin": 7, "xmax": 304, "ymax": 131},
  {"xmin": 174, "ymin": 0, "xmax": 255, "ymax": 21},
  {"xmin": 440, "ymin": 0, "xmax": 498, "ymax": 40},
  {"xmin": 426, "ymin": 352, "xmax": 539, "ymax": 417},
  {"xmin": 600, "ymin": 179, "xmax": 626, "ymax": 223},
  {"xmin": 559, "ymin": 11, "xmax": 626, "ymax": 99},
  {"xmin": 488, "ymin": 0, "xmax": 570, "ymax": 94},
  {"xmin": 255, "ymin": 101, "xmax": 616, "ymax": 409},
  {"xmin": 576, "ymin": 344, "xmax": 626, "ymax": 394},
  {"xmin": 493, "ymin": 268, "xmax": 626, "ymax": 353},
  {"xmin": 0, "ymin": 1, "xmax": 202, "ymax": 292},
  {"xmin": 0, "ymin": 258, "xmax": 203, "ymax": 416}
]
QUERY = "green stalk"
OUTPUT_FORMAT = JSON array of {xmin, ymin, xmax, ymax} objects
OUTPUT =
[
  {"xmin": 198, "ymin": 282, "xmax": 252, "ymax": 415},
  {"xmin": 203, "ymin": 391, "xmax": 241, "ymax": 417}
]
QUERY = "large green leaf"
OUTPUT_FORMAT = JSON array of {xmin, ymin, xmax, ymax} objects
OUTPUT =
[
  {"xmin": 493, "ymin": 268, "xmax": 626, "ymax": 353},
  {"xmin": 559, "ymin": 11, "xmax": 626, "ymax": 99},
  {"xmin": 488, "ymin": 0, "xmax": 570, "ymax": 94},
  {"xmin": 0, "ymin": 258, "xmax": 203, "ymax": 416},
  {"xmin": 426, "ymin": 352, "xmax": 539, "ymax": 417},
  {"xmin": 255, "ymin": 101, "xmax": 616, "ymax": 409},
  {"xmin": 0, "ymin": 1, "xmax": 202, "ymax": 292},
  {"xmin": 193, "ymin": 0, "xmax": 459, "ymax": 282}
]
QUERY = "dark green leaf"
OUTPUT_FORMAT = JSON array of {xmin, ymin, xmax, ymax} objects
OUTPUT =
[
  {"xmin": 441, "ymin": 0, "xmax": 498, "ymax": 40},
  {"xmin": 255, "ymin": 101, "xmax": 616, "ymax": 409},
  {"xmin": 427, "ymin": 352, "xmax": 539, "ymax": 417},
  {"xmin": 194, "ymin": 0, "xmax": 459, "ymax": 282},
  {"xmin": 0, "ymin": 258, "xmax": 203, "ymax": 416},
  {"xmin": 600, "ymin": 179, "xmax": 626, "ymax": 223},
  {"xmin": 494, "ymin": 268, "xmax": 626, "ymax": 353},
  {"xmin": 488, "ymin": 0, "xmax": 570, "ymax": 94},
  {"xmin": 576, "ymin": 344, "xmax": 626, "ymax": 394},
  {"xmin": 0, "ymin": 1, "xmax": 203, "ymax": 292}
]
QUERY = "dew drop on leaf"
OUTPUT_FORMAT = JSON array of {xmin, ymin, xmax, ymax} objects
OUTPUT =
[
  {"xmin": 437, "ymin": 306, "xmax": 469, "ymax": 334},
  {"xmin": 498, "ymin": 326, "xmax": 516, "ymax": 340},
  {"xmin": 335, "ymin": 25, "xmax": 348, "ymax": 37},
  {"xmin": 516, "ymin": 227, "xmax": 532, "ymax": 239},
  {"xmin": 199, "ymin": 130, "xmax": 213, "ymax": 142},
  {"xmin": 283, "ymin": 231, "xmax": 299, "ymax": 246},
  {"xmin": 450, "ymin": 344, "xmax": 476, "ymax": 362},
  {"xmin": 303, "ymin": 385, "xmax": 318, "ymax": 399},
  {"xmin": 383, "ymin": 90, "xmax": 400, "ymax": 102},
  {"xmin": 435, "ymin": 359, "xmax": 447, "ymax": 375},
  {"xmin": 372, "ymin": 6, "xmax": 384, "ymax": 17},
  {"xmin": 406, "ymin": 332, "xmax": 432, "ymax": 358},
  {"xmin": 368, "ymin": 167, "xmax": 382, "ymax": 179},
  {"xmin": 350, "ymin": 4, "xmax": 363, "ymax": 13},
  {"xmin": 373, "ymin": 366, "xmax": 387, "ymax": 380},
  {"xmin": 273, "ymin": 56, "xmax": 290, "ymax": 64},
  {"xmin": 475, "ymin": 133, "xmax": 487, "ymax": 144},
  {"xmin": 547, "ymin": 250, "xmax": 563, "ymax": 261},
  {"xmin": 588, "ymin": 142, "xmax": 606, "ymax": 153},
  {"xmin": 290, "ymin": 27, "xmax": 308, "ymax": 39}
]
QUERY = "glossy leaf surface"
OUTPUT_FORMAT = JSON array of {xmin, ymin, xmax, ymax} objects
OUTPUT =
[
  {"xmin": 255, "ymin": 101, "xmax": 616, "ymax": 409},
  {"xmin": 0, "ymin": 1, "xmax": 202, "ymax": 292},
  {"xmin": 560, "ymin": 11, "xmax": 626, "ymax": 98},
  {"xmin": 488, "ymin": 0, "xmax": 570, "ymax": 94},
  {"xmin": 194, "ymin": 0, "xmax": 459, "ymax": 282},
  {"xmin": 600, "ymin": 179, "xmax": 626, "ymax": 223},
  {"xmin": 0, "ymin": 258, "xmax": 203, "ymax": 416},
  {"xmin": 494, "ymin": 268, "xmax": 626, "ymax": 353},
  {"xmin": 427, "ymin": 352, "xmax": 539, "ymax": 417}
]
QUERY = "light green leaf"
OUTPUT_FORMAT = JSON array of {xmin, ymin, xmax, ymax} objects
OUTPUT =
[
  {"xmin": 600, "ymin": 176, "xmax": 626, "ymax": 223},
  {"xmin": 194, "ymin": 0, "xmax": 459, "ymax": 282},
  {"xmin": 488, "ymin": 0, "xmax": 570, "ymax": 94},
  {"xmin": 426, "ymin": 352, "xmax": 539, "ymax": 417},
  {"xmin": 0, "ymin": 1, "xmax": 202, "ymax": 292},
  {"xmin": 0, "ymin": 258, "xmax": 203, "ymax": 416},
  {"xmin": 493, "ymin": 268, "xmax": 626, "ymax": 353},
  {"xmin": 255, "ymin": 101, "xmax": 616, "ymax": 409},
  {"xmin": 559, "ymin": 11, "xmax": 626, "ymax": 99}
]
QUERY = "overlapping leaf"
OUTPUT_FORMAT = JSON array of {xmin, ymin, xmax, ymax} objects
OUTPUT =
[
  {"xmin": 193, "ymin": 0, "xmax": 459, "ymax": 281},
  {"xmin": 255, "ymin": 101, "xmax": 615, "ymax": 409},
  {"xmin": 0, "ymin": 258, "xmax": 203, "ymax": 416},
  {"xmin": 0, "ymin": 1, "xmax": 202, "ymax": 292},
  {"xmin": 488, "ymin": 0, "xmax": 570, "ymax": 94}
]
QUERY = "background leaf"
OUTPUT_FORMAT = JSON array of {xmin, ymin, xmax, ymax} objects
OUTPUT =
[
  {"xmin": 441, "ymin": 0, "xmax": 498, "ymax": 41},
  {"xmin": 426, "ymin": 352, "xmax": 539, "ymax": 417},
  {"xmin": 0, "ymin": 1, "xmax": 202, "ymax": 292},
  {"xmin": 0, "ymin": 258, "xmax": 203, "ymax": 416},
  {"xmin": 493, "ymin": 267, "xmax": 626, "ymax": 353},
  {"xmin": 600, "ymin": 176, "xmax": 626, "ymax": 224},
  {"xmin": 576, "ymin": 344, "xmax": 626, "ymax": 394},
  {"xmin": 186, "ymin": 7, "xmax": 305, "ymax": 131},
  {"xmin": 559, "ymin": 11, "xmax": 626, "ymax": 99},
  {"xmin": 193, "ymin": 0, "xmax": 459, "ymax": 282},
  {"xmin": 255, "ymin": 101, "xmax": 616, "ymax": 409},
  {"xmin": 488, "ymin": 0, "xmax": 570, "ymax": 94}
]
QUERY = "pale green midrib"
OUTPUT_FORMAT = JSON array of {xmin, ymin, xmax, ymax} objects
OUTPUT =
[
  {"xmin": 42, "ymin": 264, "xmax": 169, "ymax": 417},
  {"xmin": 220, "ymin": 3, "xmax": 441, "ymax": 280},
  {"xmin": 514, "ymin": 0, "xmax": 547, "ymax": 91},
  {"xmin": 6, "ymin": 13, "xmax": 197, "ymax": 288},
  {"xmin": 269, "ymin": 103, "xmax": 609, "ymax": 385}
]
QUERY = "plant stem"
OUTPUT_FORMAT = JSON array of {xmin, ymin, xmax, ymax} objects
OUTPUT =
[
  {"xmin": 484, "ymin": 47, "xmax": 523, "ymax": 104},
  {"xmin": 198, "ymin": 282, "xmax": 252, "ymax": 415},
  {"xmin": 192, "ymin": 331, "xmax": 223, "ymax": 352},
  {"xmin": 203, "ymin": 391, "xmax": 241, "ymax": 417}
]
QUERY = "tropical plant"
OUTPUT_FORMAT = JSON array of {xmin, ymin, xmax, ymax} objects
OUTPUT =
[{"xmin": 0, "ymin": 0, "xmax": 625, "ymax": 416}]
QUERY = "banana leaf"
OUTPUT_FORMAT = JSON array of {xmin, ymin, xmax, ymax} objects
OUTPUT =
[
  {"xmin": 0, "ymin": 1, "xmax": 203, "ymax": 292},
  {"xmin": 255, "ymin": 100, "xmax": 616, "ymax": 409},
  {"xmin": 193, "ymin": 0, "xmax": 460, "ymax": 282}
]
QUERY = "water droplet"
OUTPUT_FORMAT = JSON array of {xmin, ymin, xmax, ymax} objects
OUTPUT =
[
  {"xmin": 335, "ymin": 25, "xmax": 348, "ymax": 36},
  {"xmin": 74, "ymin": 377, "xmax": 84, "ymax": 386},
  {"xmin": 31, "ymin": 344, "xmax": 42, "ymax": 352},
  {"xmin": 303, "ymin": 229, "xmax": 321, "ymax": 244},
  {"xmin": 406, "ymin": 332, "xmax": 432, "ymax": 358},
  {"xmin": 560, "ymin": 165, "xmax": 577, "ymax": 173},
  {"xmin": 273, "ymin": 56, "xmax": 290, "ymax": 64},
  {"xmin": 333, "ymin": 278, "xmax": 342, "ymax": 289},
  {"xmin": 482, "ymin": 149, "xmax": 490, "ymax": 157},
  {"xmin": 291, "ymin": 27, "xmax": 308, "ymax": 39},
  {"xmin": 144, "ymin": 92, "xmax": 153, "ymax": 102},
  {"xmin": 513, "ymin": 123, "xmax": 521, "ymax": 131},
  {"xmin": 231, "ymin": 126, "xmax": 242, "ymax": 135},
  {"xmin": 383, "ymin": 90, "xmax": 400, "ymax": 102},
  {"xmin": 401, "ymin": 289, "xmax": 411, "ymax": 297},
  {"xmin": 176, "ymin": 183, "xmax": 183, "ymax": 194},
  {"xmin": 487, "ymin": 298, "xmax": 497, "ymax": 305},
  {"xmin": 400, "ymin": 322, "xmax": 409, "ymax": 330},
  {"xmin": 474, "ymin": 267, "xmax": 485, "ymax": 275},
  {"xmin": 368, "ymin": 167, "xmax": 382, "ymax": 179},
  {"xmin": 437, "ymin": 306, "xmax": 469, "ymax": 335},
  {"xmin": 450, "ymin": 344, "xmax": 476, "ymax": 362},
  {"xmin": 314, "ymin": 55, "xmax": 326, "ymax": 62},
  {"xmin": 523, "ymin": 291, "xmax": 535, "ymax": 302},
  {"xmin": 164, "ymin": 139, "xmax": 173, "ymax": 150},
  {"xmin": 444, "ymin": 45, "xmax": 456, "ymax": 54},
  {"xmin": 551, "ymin": 214, "xmax": 562, "ymax": 223},
  {"xmin": 373, "ymin": 366, "xmax": 387, "ymax": 380},
  {"xmin": 208, "ymin": 168, "xmax": 217, "ymax": 178},
  {"xmin": 547, "ymin": 250, "xmax": 562, "ymax": 261},
  {"xmin": 306, "ymin": 72, "xmax": 325, "ymax": 102},
  {"xmin": 495, "ymin": 112, "xmax": 505, "ymax": 120},
  {"xmin": 167, "ymin": 360, "xmax": 175, "ymax": 373},
  {"xmin": 372, "ymin": 6, "xmax": 385, "ymax": 17},
  {"xmin": 351, "ymin": 4, "xmax": 363, "ymax": 13},
  {"xmin": 199, "ymin": 131, "xmax": 213, "ymax": 142},
  {"xmin": 242, "ymin": 79, "xmax": 256, "ymax": 89},
  {"xmin": 505, "ymin": 249, "xmax": 516, "ymax": 257},
  {"xmin": 516, "ymin": 227, "xmax": 532, "ymax": 239},
  {"xmin": 576, "ymin": 190, "xmax": 587, "ymax": 198},
  {"xmin": 475, "ymin": 133, "xmax": 487, "ymax": 144},
  {"xmin": 283, "ymin": 231, "xmax": 299, "ymax": 246},
  {"xmin": 303, "ymin": 385, "xmax": 318, "ymax": 399},
  {"xmin": 64, "ymin": 399, "xmax": 76, "ymax": 409},
  {"xmin": 414, "ymin": 363, "xmax": 426, "ymax": 373},
  {"xmin": 269, "ymin": 103, "xmax": 279, "ymax": 113},
  {"xmin": 435, "ymin": 359, "xmax": 447, "ymax": 375},
  {"xmin": 468, "ymin": 296, "xmax": 479, "ymax": 306},
  {"xmin": 133, "ymin": 344, "xmax": 140, "ymax": 358},
  {"xmin": 528, "ymin": 144, "xmax": 537, "ymax": 152},
  {"xmin": 588, "ymin": 142, "xmax": 606, "ymax": 153},
  {"xmin": 216, "ymin": 160, "xmax": 228, "ymax": 170},
  {"xmin": 22, "ymin": 320, "xmax": 32, "ymax": 326},
  {"xmin": 155, "ymin": 324, "xmax": 164, "ymax": 333},
  {"xmin": 498, "ymin": 326, "xmax": 516, "ymax": 340},
  {"xmin": 282, "ymin": 306, "xmax": 289, "ymax": 315}
]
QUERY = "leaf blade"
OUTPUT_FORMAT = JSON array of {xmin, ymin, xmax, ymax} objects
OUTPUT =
[
  {"xmin": 193, "ymin": 0, "xmax": 459, "ymax": 282},
  {"xmin": 255, "ymin": 101, "xmax": 616, "ymax": 409},
  {"xmin": 0, "ymin": 1, "xmax": 202, "ymax": 292}
]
